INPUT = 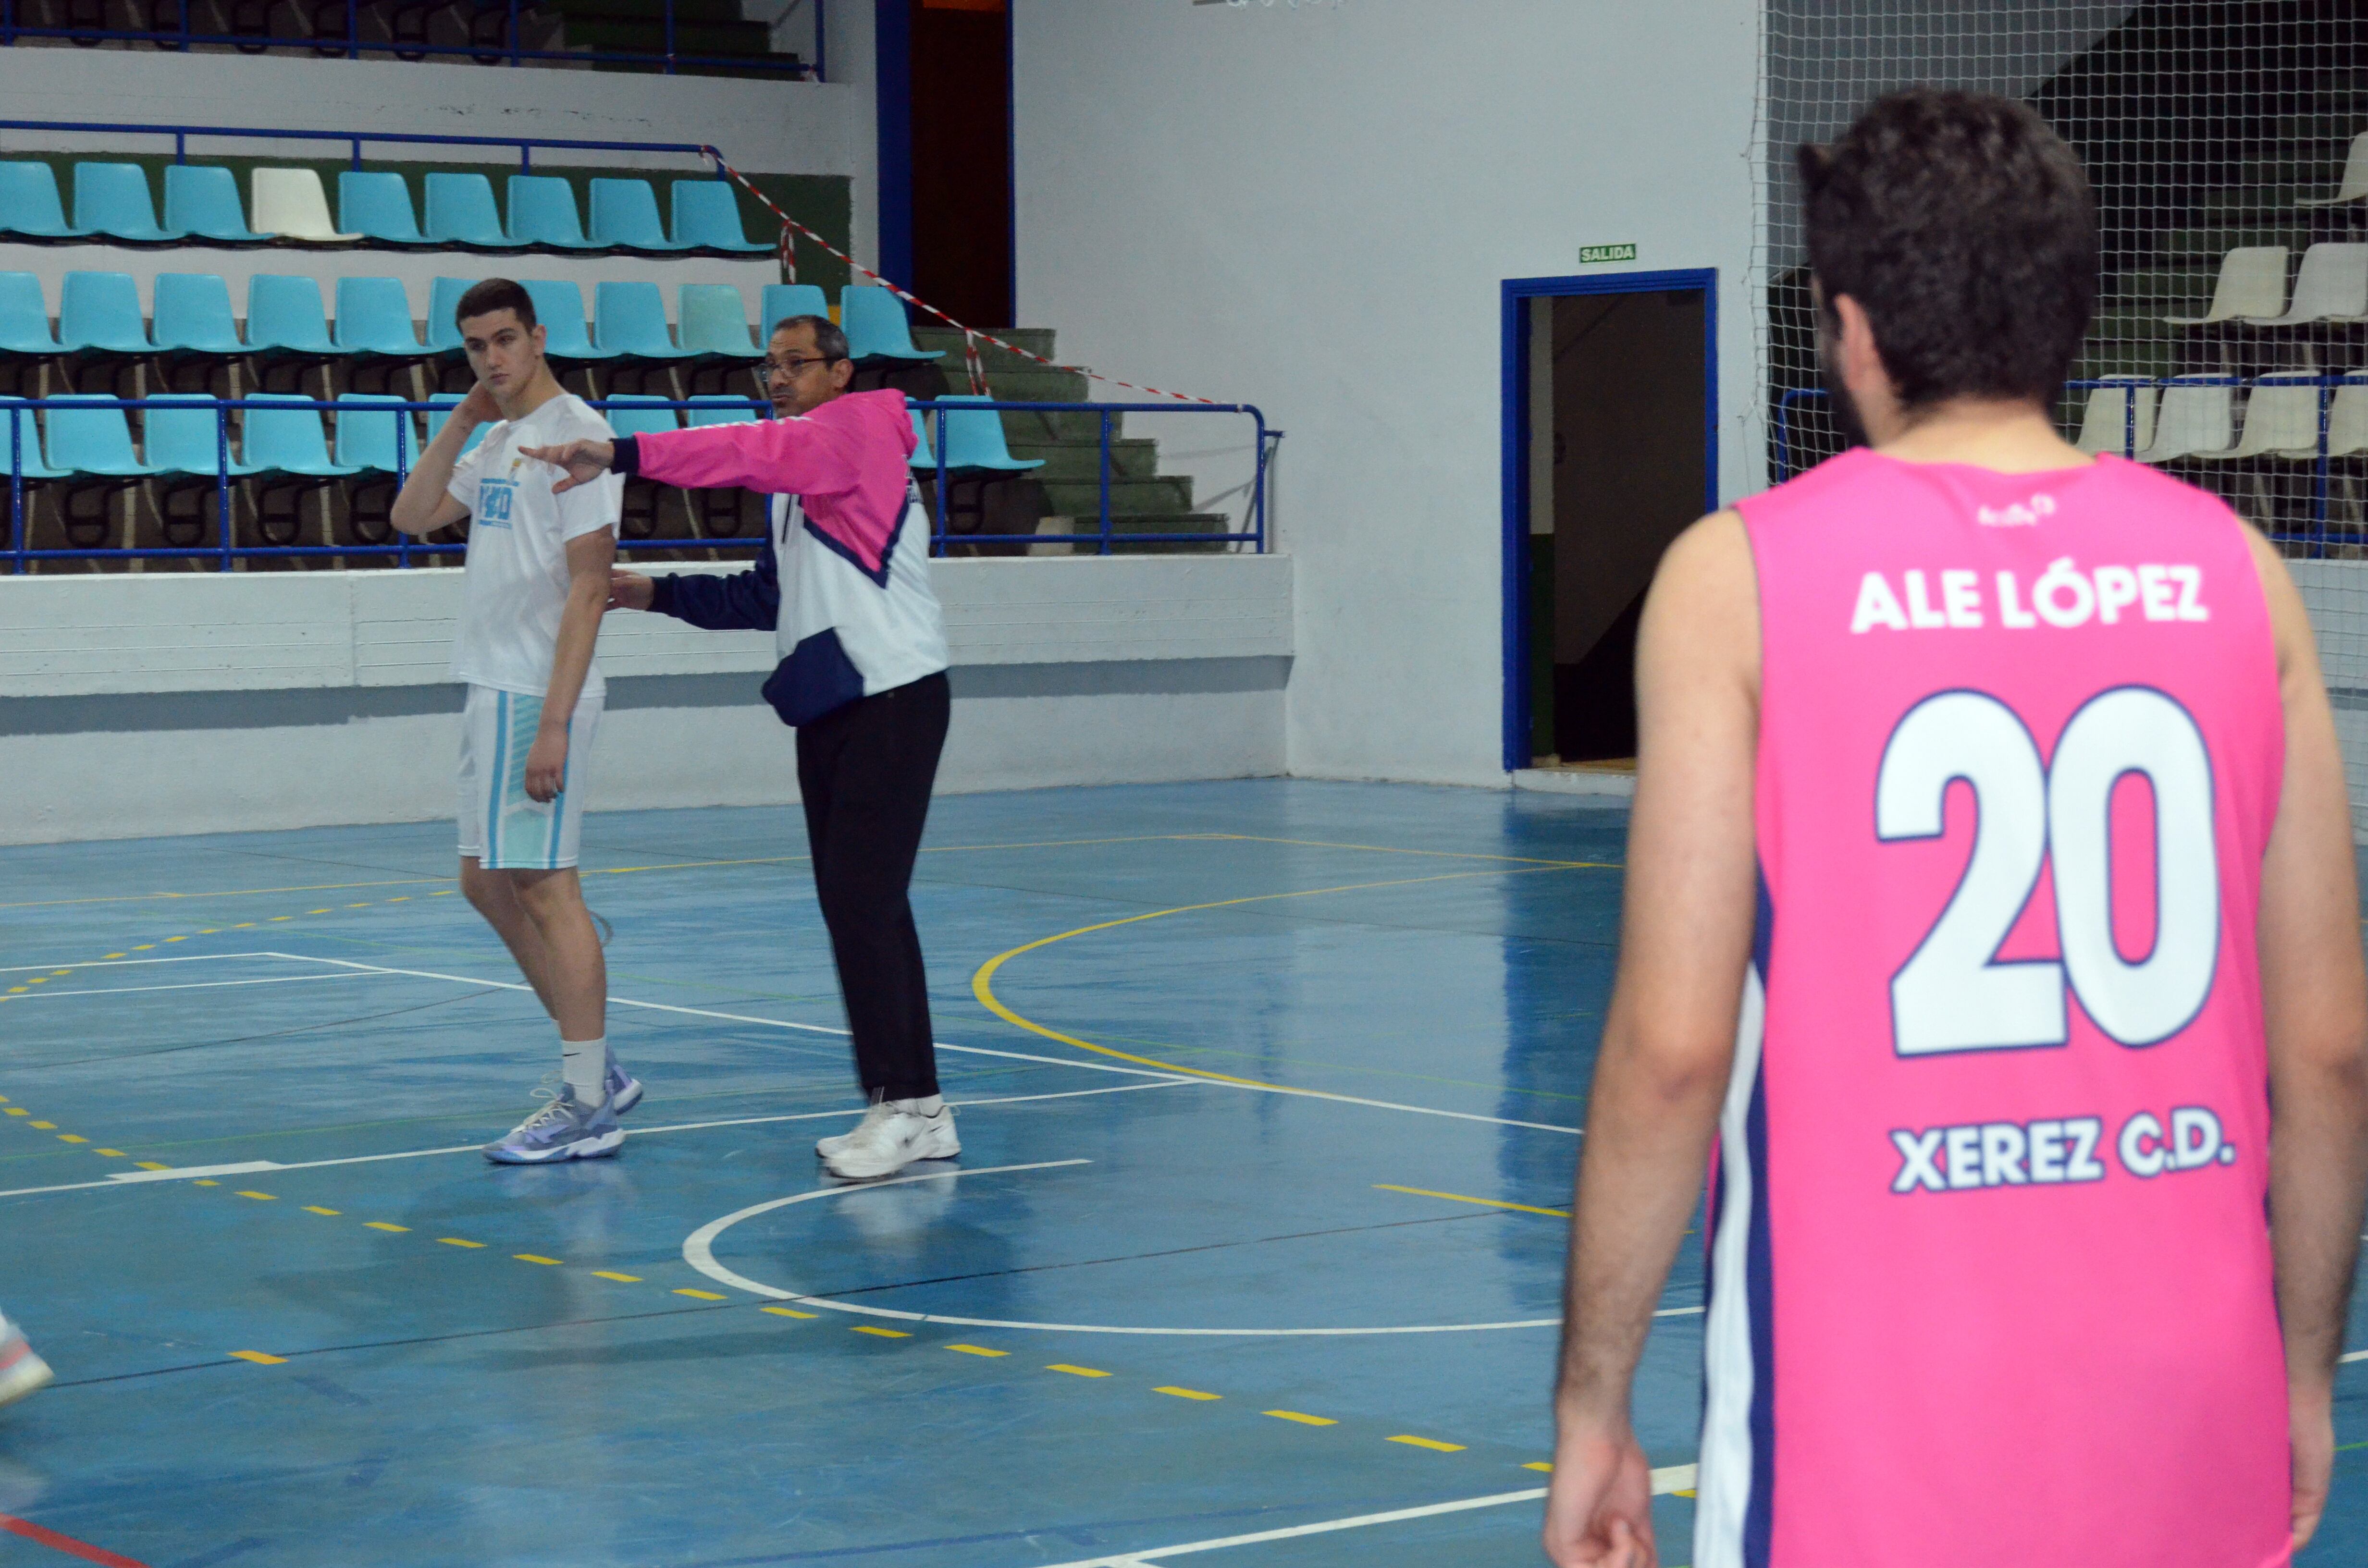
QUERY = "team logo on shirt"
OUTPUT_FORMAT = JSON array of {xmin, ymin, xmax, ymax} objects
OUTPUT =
[{"xmin": 478, "ymin": 477, "xmax": 518, "ymax": 529}]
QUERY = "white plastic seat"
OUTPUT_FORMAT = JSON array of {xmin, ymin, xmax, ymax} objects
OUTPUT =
[
  {"xmin": 2132, "ymin": 375, "xmax": 2242, "ymax": 462},
  {"xmin": 2072, "ymin": 377, "xmax": 2158, "ymax": 456},
  {"xmin": 2243, "ymin": 242, "xmax": 2368, "ymax": 326},
  {"xmin": 2301, "ymin": 132, "xmax": 2368, "ymax": 207},
  {"xmin": 250, "ymin": 168, "xmax": 360, "ymax": 243},
  {"xmin": 2311, "ymin": 382, "xmax": 2368, "ymax": 459},
  {"xmin": 2192, "ymin": 376, "xmax": 2325, "ymax": 461},
  {"xmin": 2165, "ymin": 246, "xmax": 2288, "ymax": 325}
]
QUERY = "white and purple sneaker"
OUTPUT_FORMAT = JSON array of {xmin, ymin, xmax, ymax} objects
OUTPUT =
[
  {"xmin": 606, "ymin": 1061, "xmax": 642, "ymax": 1116},
  {"xmin": 0, "ymin": 1315, "xmax": 51, "ymax": 1411},
  {"xmin": 482, "ymin": 1084, "xmax": 624, "ymax": 1165}
]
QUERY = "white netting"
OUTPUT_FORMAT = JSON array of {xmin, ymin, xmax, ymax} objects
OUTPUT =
[{"xmin": 1752, "ymin": 1, "xmax": 2368, "ymax": 834}]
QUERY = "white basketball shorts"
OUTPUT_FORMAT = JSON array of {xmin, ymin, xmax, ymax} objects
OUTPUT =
[{"xmin": 456, "ymin": 685, "xmax": 602, "ymax": 871}]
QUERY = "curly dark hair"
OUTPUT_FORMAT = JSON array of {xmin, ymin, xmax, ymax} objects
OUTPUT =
[{"xmin": 1799, "ymin": 87, "xmax": 2097, "ymax": 411}]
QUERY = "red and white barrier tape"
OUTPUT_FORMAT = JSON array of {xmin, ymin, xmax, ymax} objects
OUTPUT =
[{"xmin": 706, "ymin": 150, "xmax": 1221, "ymax": 405}]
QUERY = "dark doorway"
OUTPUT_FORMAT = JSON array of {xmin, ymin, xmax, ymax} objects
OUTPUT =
[
  {"xmin": 1502, "ymin": 271, "xmax": 1715, "ymax": 772},
  {"xmin": 907, "ymin": 0, "xmax": 1013, "ymax": 329}
]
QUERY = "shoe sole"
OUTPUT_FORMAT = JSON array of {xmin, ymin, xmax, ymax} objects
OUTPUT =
[
  {"xmin": 823, "ymin": 1131, "xmax": 962, "ymax": 1181},
  {"xmin": 482, "ymin": 1129, "xmax": 625, "ymax": 1165},
  {"xmin": 0, "ymin": 1355, "xmax": 52, "ymax": 1412}
]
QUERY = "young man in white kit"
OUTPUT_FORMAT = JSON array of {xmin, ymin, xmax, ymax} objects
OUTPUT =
[{"xmin": 390, "ymin": 278, "xmax": 641, "ymax": 1165}]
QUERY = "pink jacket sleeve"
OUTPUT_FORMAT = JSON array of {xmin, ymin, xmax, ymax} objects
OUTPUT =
[{"xmin": 633, "ymin": 412, "xmax": 867, "ymax": 496}]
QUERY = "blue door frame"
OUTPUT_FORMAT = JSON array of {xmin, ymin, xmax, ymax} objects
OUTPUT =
[{"xmin": 1500, "ymin": 268, "xmax": 1719, "ymax": 774}]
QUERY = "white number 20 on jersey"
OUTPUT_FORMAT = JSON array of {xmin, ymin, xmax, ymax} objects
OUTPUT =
[{"xmin": 1875, "ymin": 687, "xmax": 2219, "ymax": 1056}]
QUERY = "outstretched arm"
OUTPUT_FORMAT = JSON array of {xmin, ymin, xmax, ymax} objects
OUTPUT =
[
  {"xmin": 1545, "ymin": 510, "xmax": 1761, "ymax": 1568},
  {"xmin": 523, "ymin": 413, "xmax": 868, "ymax": 499}
]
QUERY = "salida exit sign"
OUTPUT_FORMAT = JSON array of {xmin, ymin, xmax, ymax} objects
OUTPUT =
[{"xmin": 1579, "ymin": 243, "xmax": 1638, "ymax": 264}]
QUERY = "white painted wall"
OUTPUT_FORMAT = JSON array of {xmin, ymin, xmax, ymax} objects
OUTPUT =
[
  {"xmin": 1011, "ymin": 0, "xmax": 1761, "ymax": 786},
  {"xmin": 0, "ymin": 557, "xmax": 1292, "ymax": 844}
]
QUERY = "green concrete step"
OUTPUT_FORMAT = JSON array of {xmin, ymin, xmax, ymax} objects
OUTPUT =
[
  {"xmin": 912, "ymin": 325, "xmax": 1060, "ymax": 366},
  {"xmin": 1006, "ymin": 437, "xmax": 1159, "ymax": 481},
  {"xmin": 2073, "ymin": 343, "xmax": 2179, "ymax": 381},
  {"xmin": 1042, "ymin": 477, "xmax": 1197, "ymax": 517},
  {"xmin": 2107, "ymin": 268, "xmax": 2218, "ymax": 306}
]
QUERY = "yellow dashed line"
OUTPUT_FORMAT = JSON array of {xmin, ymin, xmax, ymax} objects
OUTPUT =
[
  {"xmin": 674, "ymin": 1288, "xmax": 729, "ymax": 1301},
  {"xmin": 1523, "ymin": 1461, "xmax": 1554, "ymax": 1473},
  {"xmin": 851, "ymin": 1325, "xmax": 909, "ymax": 1337},
  {"xmin": 198, "ymin": 930, "xmax": 219, "ymax": 936},
  {"xmin": 307, "ymin": 909, "xmax": 331, "ymax": 916},
  {"xmin": 48, "ymin": 970, "xmax": 68, "ymax": 978},
  {"xmin": 1389, "ymin": 1435, "xmax": 1466, "ymax": 1453},
  {"xmin": 762, "ymin": 1306, "xmax": 816, "ymax": 1319},
  {"xmin": 1373, "ymin": 1184, "xmax": 1570, "ymax": 1219},
  {"xmin": 365, "ymin": 1222, "xmax": 409, "ymax": 1233},
  {"xmin": 228, "ymin": 1350, "xmax": 286, "ymax": 1366},
  {"xmin": 268, "ymin": 917, "xmax": 292, "ymax": 923},
  {"xmin": 131, "ymin": 945, "xmax": 153, "ymax": 951},
  {"xmin": 387, "ymin": 897, "xmax": 409, "ymax": 904},
  {"xmin": 25, "ymin": 979, "xmax": 44, "ymax": 986},
  {"xmin": 101, "ymin": 953, "xmax": 125, "ymax": 960},
  {"xmin": 1048, "ymin": 1364, "xmax": 1109, "ymax": 1378},
  {"xmin": 438, "ymin": 1238, "xmax": 485, "ymax": 1249},
  {"xmin": 193, "ymin": 1179, "xmax": 220, "ymax": 1187},
  {"xmin": 135, "ymin": 1160, "xmax": 169, "ymax": 1171},
  {"xmin": 513, "ymin": 1253, "xmax": 561, "ymax": 1264},
  {"xmin": 1, "ymin": 1109, "xmax": 23, "ymax": 1116},
  {"xmin": 230, "ymin": 923, "xmax": 254, "ymax": 929},
  {"xmin": 4, "ymin": 988, "xmax": 24, "ymax": 996},
  {"xmin": 1266, "ymin": 1410, "xmax": 1337, "ymax": 1426},
  {"xmin": 946, "ymin": 1343, "xmax": 1005, "ymax": 1356},
  {"xmin": 56, "ymin": 1135, "xmax": 86, "ymax": 1145},
  {"xmin": 28, "ymin": 1122, "xmax": 54, "ymax": 1130},
  {"xmin": 235, "ymin": 1191, "xmax": 276, "ymax": 1201},
  {"xmin": 592, "ymin": 1271, "xmax": 642, "ymax": 1283},
  {"xmin": 303, "ymin": 1206, "xmax": 339, "ymax": 1215},
  {"xmin": 346, "ymin": 903, "xmax": 371, "ymax": 908},
  {"xmin": 164, "ymin": 935, "xmax": 186, "ymax": 943},
  {"xmin": 1155, "ymin": 1386, "xmax": 1221, "ymax": 1401},
  {"xmin": 94, "ymin": 1149, "xmax": 124, "ymax": 1158}
]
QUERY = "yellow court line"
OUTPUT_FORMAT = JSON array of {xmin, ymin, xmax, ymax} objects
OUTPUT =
[
  {"xmin": 1191, "ymin": 833, "xmax": 1616, "ymax": 870},
  {"xmin": 971, "ymin": 864, "xmax": 1603, "ymax": 1090},
  {"xmin": 228, "ymin": 1350, "xmax": 286, "ymax": 1366},
  {"xmin": 1266, "ymin": 1410, "xmax": 1337, "ymax": 1426},
  {"xmin": 1373, "ymin": 1184, "xmax": 1570, "ymax": 1219}
]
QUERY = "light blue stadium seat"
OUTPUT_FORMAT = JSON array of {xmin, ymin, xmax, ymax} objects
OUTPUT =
[
  {"xmin": 506, "ymin": 175, "xmax": 601, "ymax": 250},
  {"xmin": 685, "ymin": 394, "xmax": 761, "ymax": 426},
  {"xmin": 758, "ymin": 283, "xmax": 831, "ymax": 341},
  {"xmin": 422, "ymin": 173, "xmax": 513, "ymax": 249},
  {"xmin": 425, "ymin": 277, "xmax": 477, "ymax": 354},
  {"xmin": 0, "ymin": 273, "xmax": 61, "ymax": 354},
  {"xmin": 670, "ymin": 179, "xmax": 770, "ymax": 253},
  {"xmin": 44, "ymin": 394, "xmax": 156, "ymax": 477},
  {"xmin": 839, "ymin": 285, "xmax": 941, "ymax": 362},
  {"xmin": 520, "ymin": 279, "xmax": 601, "ymax": 359},
  {"xmin": 244, "ymin": 275, "xmax": 338, "ymax": 356},
  {"xmin": 932, "ymin": 394, "xmax": 1043, "ymax": 472},
  {"xmin": 0, "ymin": 398, "xmax": 70, "ymax": 480},
  {"xmin": 910, "ymin": 407, "xmax": 936, "ymax": 470},
  {"xmin": 142, "ymin": 394, "xmax": 261, "ymax": 478},
  {"xmin": 589, "ymin": 179, "xmax": 688, "ymax": 252},
  {"xmin": 0, "ymin": 163, "xmax": 91, "ymax": 239},
  {"xmin": 72, "ymin": 163, "xmax": 183, "ymax": 244},
  {"xmin": 600, "ymin": 393, "xmax": 683, "ymax": 440},
  {"xmin": 333, "ymin": 392, "xmax": 411, "ymax": 473},
  {"xmin": 593, "ymin": 282, "xmax": 692, "ymax": 361},
  {"xmin": 334, "ymin": 278, "xmax": 423, "ymax": 356},
  {"xmin": 424, "ymin": 392, "xmax": 490, "ymax": 456},
  {"xmin": 339, "ymin": 172, "xmax": 431, "ymax": 246},
  {"xmin": 150, "ymin": 273, "xmax": 245, "ymax": 355},
  {"xmin": 162, "ymin": 166, "xmax": 265, "ymax": 244},
  {"xmin": 243, "ymin": 392, "xmax": 359, "ymax": 477},
  {"xmin": 58, "ymin": 272, "xmax": 154, "ymax": 354},
  {"xmin": 678, "ymin": 285, "xmax": 760, "ymax": 360}
]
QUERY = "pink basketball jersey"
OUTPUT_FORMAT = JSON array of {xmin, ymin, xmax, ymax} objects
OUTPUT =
[{"xmin": 1703, "ymin": 451, "xmax": 2290, "ymax": 1568}]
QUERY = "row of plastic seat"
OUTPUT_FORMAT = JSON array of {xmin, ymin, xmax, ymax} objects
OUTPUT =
[
  {"xmin": 2168, "ymin": 242, "xmax": 2368, "ymax": 327},
  {"xmin": 0, "ymin": 273, "xmax": 942, "ymax": 365},
  {"xmin": 0, "ymin": 161, "xmax": 767, "ymax": 253},
  {"xmin": 0, "ymin": 393, "xmax": 1044, "ymax": 483},
  {"xmin": 2074, "ymin": 373, "xmax": 2368, "ymax": 462}
]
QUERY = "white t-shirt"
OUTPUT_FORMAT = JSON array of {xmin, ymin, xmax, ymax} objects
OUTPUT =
[{"xmin": 446, "ymin": 392, "xmax": 623, "ymax": 699}]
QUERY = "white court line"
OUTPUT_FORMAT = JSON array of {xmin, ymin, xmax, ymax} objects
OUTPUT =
[
  {"xmin": 273, "ymin": 955, "xmax": 1582, "ymax": 1135},
  {"xmin": 1033, "ymin": 1467, "xmax": 1700, "ymax": 1568},
  {"xmin": 0, "ymin": 971, "xmax": 376, "ymax": 1001},
  {"xmin": 0, "ymin": 1081, "xmax": 1185, "ymax": 1201}
]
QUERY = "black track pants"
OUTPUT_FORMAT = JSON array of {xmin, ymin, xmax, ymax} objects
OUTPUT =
[{"xmin": 794, "ymin": 671, "xmax": 950, "ymax": 1101}]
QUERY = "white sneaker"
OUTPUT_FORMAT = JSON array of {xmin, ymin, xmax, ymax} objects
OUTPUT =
[
  {"xmin": 0, "ymin": 1316, "xmax": 51, "ymax": 1412},
  {"xmin": 816, "ymin": 1100, "xmax": 897, "ymax": 1161},
  {"xmin": 823, "ymin": 1102, "xmax": 959, "ymax": 1180}
]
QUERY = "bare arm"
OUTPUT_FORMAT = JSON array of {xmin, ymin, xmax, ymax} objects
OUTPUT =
[
  {"xmin": 390, "ymin": 382, "xmax": 497, "ymax": 536},
  {"xmin": 1545, "ymin": 511, "xmax": 1761, "ymax": 1568},
  {"xmin": 2245, "ymin": 527, "xmax": 2368, "ymax": 1552},
  {"xmin": 523, "ymin": 527, "xmax": 615, "ymax": 804}
]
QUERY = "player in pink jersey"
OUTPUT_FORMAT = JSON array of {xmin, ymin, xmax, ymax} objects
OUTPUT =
[{"xmin": 1544, "ymin": 90, "xmax": 2368, "ymax": 1568}]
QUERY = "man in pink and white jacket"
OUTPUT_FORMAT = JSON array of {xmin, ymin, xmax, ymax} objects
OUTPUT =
[{"xmin": 526, "ymin": 313, "xmax": 956, "ymax": 1182}]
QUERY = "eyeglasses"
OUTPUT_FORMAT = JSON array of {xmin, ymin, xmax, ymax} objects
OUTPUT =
[{"xmin": 762, "ymin": 354, "xmax": 840, "ymax": 379}]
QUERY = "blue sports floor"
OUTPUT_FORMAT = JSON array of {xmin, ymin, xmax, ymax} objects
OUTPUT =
[{"xmin": 0, "ymin": 780, "xmax": 2360, "ymax": 1567}]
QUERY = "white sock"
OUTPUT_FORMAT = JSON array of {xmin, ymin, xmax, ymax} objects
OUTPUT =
[{"xmin": 561, "ymin": 1036, "xmax": 608, "ymax": 1108}]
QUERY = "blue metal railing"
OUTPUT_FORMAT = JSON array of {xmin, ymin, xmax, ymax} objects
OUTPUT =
[
  {"xmin": 0, "ymin": 116, "xmax": 730, "ymax": 175},
  {"xmin": 1773, "ymin": 376, "xmax": 2368, "ymax": 558},
  {"xmin": 1, "ymin": 394, "xmax": 1273, "ymax": 571},
  {"xmin": 0, "ymin": 0, "xmax": 819, "ymax": 76}
]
